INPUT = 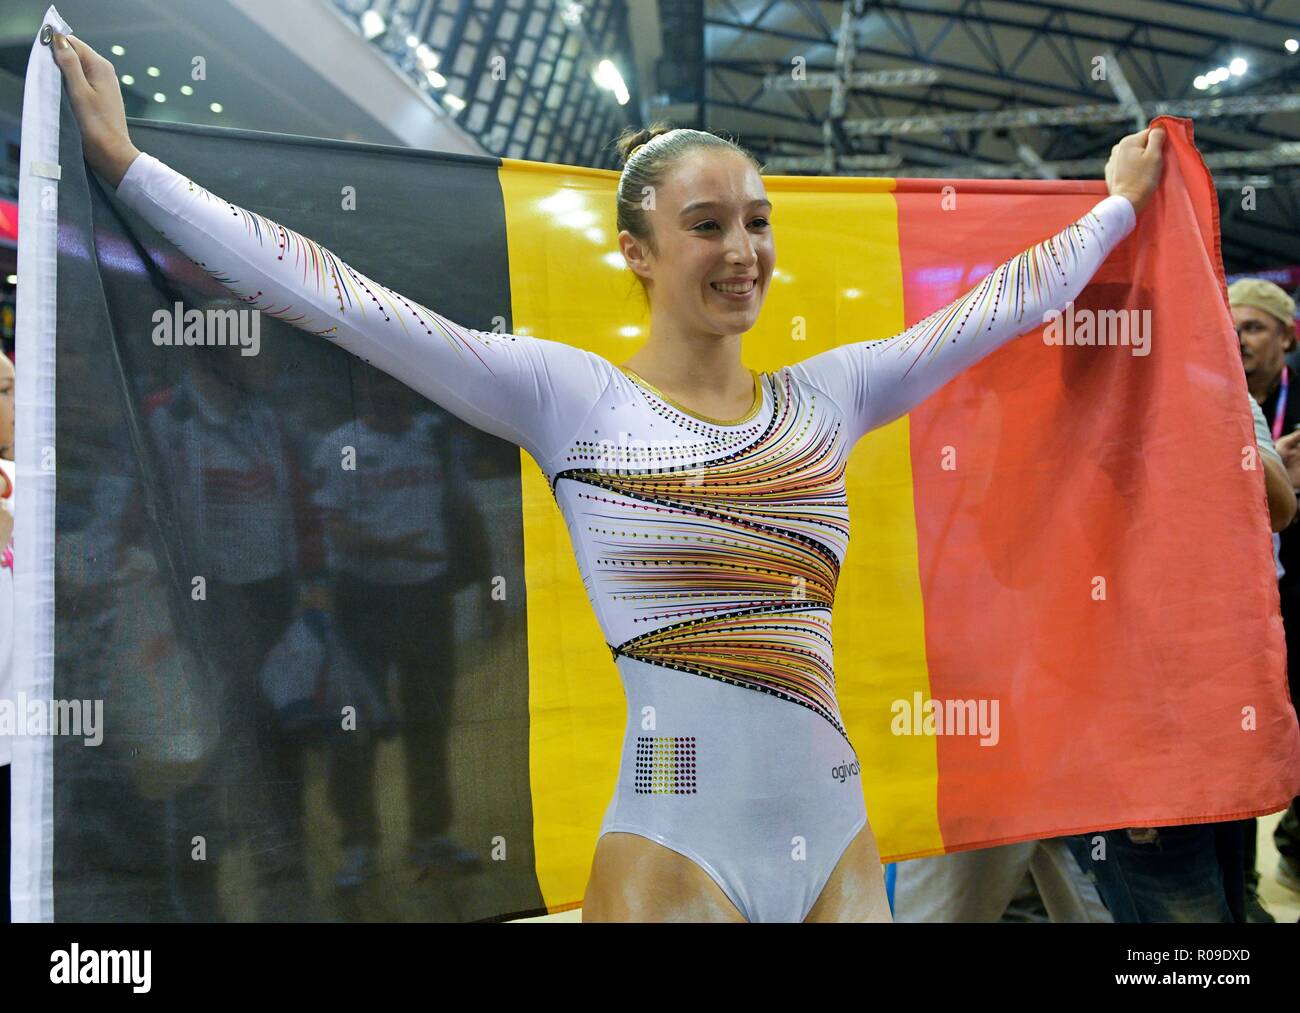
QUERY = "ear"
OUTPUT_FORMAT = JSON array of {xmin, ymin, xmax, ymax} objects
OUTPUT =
[{"xmin": 617, "ymin": 229, "xmax": 653, "ymax": 281}]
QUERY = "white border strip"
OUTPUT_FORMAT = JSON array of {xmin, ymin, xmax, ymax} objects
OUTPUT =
[{"xmin": 13, "ymin": 4, "xmax": 71, "ymax": 923}]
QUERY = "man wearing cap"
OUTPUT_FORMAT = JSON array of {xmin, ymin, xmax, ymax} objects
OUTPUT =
[{"xmin": 1230, "ymin": 276, "xmax": 1300, "ymax": 902}]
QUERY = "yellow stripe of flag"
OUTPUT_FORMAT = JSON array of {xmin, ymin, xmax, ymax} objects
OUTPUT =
[{"xmin": 499, "ymin": 158, "xmax": 940, "ymax": 911}]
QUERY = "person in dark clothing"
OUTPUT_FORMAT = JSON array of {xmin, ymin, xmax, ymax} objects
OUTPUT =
[{"xmin": 1233, "ymin": 277, "xmax": 1300, "ymax": 908}]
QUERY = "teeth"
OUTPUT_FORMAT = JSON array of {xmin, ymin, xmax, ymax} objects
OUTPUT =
[{"xmin": 712, "ymin": 281, "xmax": 754, "ymax": 293}]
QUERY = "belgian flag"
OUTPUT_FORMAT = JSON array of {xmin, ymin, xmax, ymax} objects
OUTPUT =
[{"xmin": 22, "ymin": 66, "xmax": 1299, "ymax": 922}]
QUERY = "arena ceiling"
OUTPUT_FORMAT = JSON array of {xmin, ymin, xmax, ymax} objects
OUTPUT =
[{"xmin": 650, "ymin": 0, "xmax": 1300, "ymax": 269}]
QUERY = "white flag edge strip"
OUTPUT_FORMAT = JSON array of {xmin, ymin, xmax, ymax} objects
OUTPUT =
[{"xmin": 13, "ymin": 5, "xmax": 72, "ymax": 923}]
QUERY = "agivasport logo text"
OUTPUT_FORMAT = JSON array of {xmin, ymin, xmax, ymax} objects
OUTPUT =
[{"xmin": 831, "ymin": 759, "xmax": 861, "ymax": 783}]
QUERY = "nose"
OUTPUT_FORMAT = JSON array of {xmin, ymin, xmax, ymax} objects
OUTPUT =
[{"xmin": 722, "ymin": 222, "xmax": 758, "ymax": 266}]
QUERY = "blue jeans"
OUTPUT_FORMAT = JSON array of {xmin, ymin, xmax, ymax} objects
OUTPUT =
[{"xmin": 1065, "ymin": 823, "xmax": 1245, "ymax": 923}]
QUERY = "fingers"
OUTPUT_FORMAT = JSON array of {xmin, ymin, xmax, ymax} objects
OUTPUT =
[
  {"xmin": 64, "ymin": 34, "xmax": 116, "ymax": 90},
  {"xmin": 1115, "ymin": 128, "xmax": 1148, "ymax": 151},
  {"xmin": 50, "ymin": 32, "xmax": 92, "ymax": 102}
]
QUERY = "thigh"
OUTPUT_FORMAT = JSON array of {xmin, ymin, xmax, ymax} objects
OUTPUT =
[
  {"xmin": 1099, "ymin": 825, "xmax": 1233, "ymax": 923},
  {"xmin": 892, "ymin": 842, "xmax": 1034, "ymax": 923},
  {"xmin": 583, "ymin": 832, "xmax": 747, "ymax": 923},
  {"xmin": 1030, "ymin": 839, "xmax": 1112, "ymax": 923},
  {"xmin": 804, "ymin": 820, "xmax": 892, "ymax": 923},
  {"xmin": 334, "ymin": 575, "xmax": 396, "ymax": 673}
]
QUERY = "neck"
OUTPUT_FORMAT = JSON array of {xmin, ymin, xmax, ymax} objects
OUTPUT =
[
  {"xmin": 623, "ymin": 319, "xmax": 749, "ymax": 394},
  {"xmin": 1250, "ymin": 366, "xmax": 1284, "ymax": 405},
  {"xmin": 191, "ymin": 369, "xmax": 240, "ymax": 415},
  {"xmin": 364, "ymin": 412, "xmax": 410, "ymax": 433}
]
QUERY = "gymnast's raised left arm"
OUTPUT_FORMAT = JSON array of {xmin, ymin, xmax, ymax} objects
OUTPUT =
[{"xmin": 788, "ymin": 127, "xmax": 1164, "ymax": 446}]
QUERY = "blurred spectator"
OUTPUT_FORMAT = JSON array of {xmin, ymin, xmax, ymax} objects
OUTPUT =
[
  {"xmin": 311, "ymin": 370, "xmax": 482, "ymax": 889},
  {"xmin": 893, "ymin": 839, "xmax": 1110, "ymax": 922},
  {"xmin": 1232, "ymin": 277, "xmax": 1300, "ymax": 903}
]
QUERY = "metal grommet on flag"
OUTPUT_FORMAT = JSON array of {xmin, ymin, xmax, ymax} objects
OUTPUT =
[{"xmin": 39, "ymin": 24, "xmax": 53, "ymax": 45}]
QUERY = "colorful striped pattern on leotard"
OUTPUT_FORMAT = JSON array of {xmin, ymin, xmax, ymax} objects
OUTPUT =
[{"xmin": 555, "ymin": 370, "xmax": 853, "ymax": 737}]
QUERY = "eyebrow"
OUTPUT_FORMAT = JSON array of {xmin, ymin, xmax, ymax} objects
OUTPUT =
[{"xmin": 678, "ymin": 198, "xmax": 773, "ymax": 216}]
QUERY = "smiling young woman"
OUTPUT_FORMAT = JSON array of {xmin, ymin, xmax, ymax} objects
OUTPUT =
[{"xmin": 51, "ymin": 31, "xmax": 1163, "ymax": 922}]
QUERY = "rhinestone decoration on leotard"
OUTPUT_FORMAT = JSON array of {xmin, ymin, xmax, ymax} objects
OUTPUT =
[
  {"xmin": 634, "ymin": 736, "xmax": 697, "ymax": 795},
  {"xmin": 868, "ymin": 209, "xmax": 1109, "ymax": 379},
  {"xmin": 558, "ymin": 371, "xmax": 854, "ymax": 742},
  {"xmin": 172, "ymin": 175, "xmax": 512, "ymax": 362}
]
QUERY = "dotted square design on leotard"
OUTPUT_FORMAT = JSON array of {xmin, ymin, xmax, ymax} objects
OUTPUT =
[{"xmin": 634, "ymin": 736, "xmax": 697, "ymax": 795}]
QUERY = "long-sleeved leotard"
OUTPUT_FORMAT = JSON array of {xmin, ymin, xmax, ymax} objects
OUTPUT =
[{"xmin": 115, "ymin": 151, "xmax": 1136, "ymax": 921}]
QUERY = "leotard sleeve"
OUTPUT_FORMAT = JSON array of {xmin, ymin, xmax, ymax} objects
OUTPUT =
[
  {"xmin": 788, "ymin": 194, "xmax": 1137, "ymax": 446},
  {"xmin": 113, "ymin": 151, "xmax": 609, "ymax": 465}
]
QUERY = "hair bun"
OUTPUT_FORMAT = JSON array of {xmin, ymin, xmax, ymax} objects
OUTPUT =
[{"xmin": 615, "ymin": 122, "xmax": 676, "ymax": 166}]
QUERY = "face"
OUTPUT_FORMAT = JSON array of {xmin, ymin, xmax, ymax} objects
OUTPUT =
[
  {"xmin": 0, "ymin": 354, "xmax": 13, "ymax": 460},
  {"xmin": 1234, "ymin": 304, "xmax": 1295, "ymax": 383},
  {"xmin": 620, "ymin": 150, "xmax": 774, "ymax": 339}
]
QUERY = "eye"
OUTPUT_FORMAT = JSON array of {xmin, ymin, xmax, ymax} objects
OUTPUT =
[{"xmin": 691, "ymin": 217, "xmax": 771, "ymax": 232}]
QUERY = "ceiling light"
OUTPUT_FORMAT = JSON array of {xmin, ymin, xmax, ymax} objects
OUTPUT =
[
  {"xmin": 153, "ymin": 93, "xmax": 166, "ymax": 103},
  {"xmin": 444, "ymin": 93, "xmax": 465, "ymax": 111},
  {"xmin": 110, "ymin": 44, "xmax": 125, "ymax": 56},
  {"xmin": 180, "ymin": 85, "xmax": 193, "ymax": 96},
  {"xmin": 1229, "ymin": 57, "xmax": 1247, "ymax": 75},
  {"xmin": 146, "ymin": 66, "xmax": 160, "ymax": 77},
  {"xmin": 1286, "ymin": 38, "xmax": 1299, "ymax": 54},
  {"xmin": 426, "ymin": 70, "xmax": 446, "ymax": 88},
  {"xmin": 593, "ymin": 59, "xmax": 629, "ymax": 105},
  {"xmin": 1193, "ymin": 75, "xmax": 1208, "ymax": 89},
  {"xmin": 120, "ymin": 73, "xmax": 134, "ymax": 85},
  {"xmin": 360, "ymin": 10, "xmax": 385, "ymax": 39},
  {"xmin": 561, "ymin": 3, "xmax": 584, "ymax": 28},
  {"xmin": 210, "ymin": 102, "xmax": 223, "ymax": 113}
]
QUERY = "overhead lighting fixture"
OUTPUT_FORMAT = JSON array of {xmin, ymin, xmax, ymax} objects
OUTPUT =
[
  {"xmin": 406, "ymin": 34, "xmax": 419, "ymax": 47},
  {"xmin": 210, "ymin": 102, "xmax": 223, "ymax": 114},
  {"xmin": 592, "ymin": 59, "xmax": 629, "ymax": 105},
  {"xmin": 153, "ymin": 92, "xmax": 166, "ymax": 103},
  {"xmin": 120, "ymin": 73, "xmax": 134, "ymax": 85},
  {"xmin": 1193, "ymin": 75, "xmax": 1208, "ymax": 90},
  {"xmin": 1286, "ymin": 38, "xmax": 1299, "ymax": 53},
  {"xmin": 146, "ymin": 66, "xmax": 160, "ymax": 77},
  {"xmin": 360, "ymin": 10, "xmax": 385, "ymax": 39},
  {"xmin": 5, "ymin": 275, "xmax": 16, "ymax": 285},
  {"xmin": 180, "ymin": 85, "xmax": 193, "ymax": 96},
  {"xmin": 110, "ymin": 44, "xmax": 125, "ymax": 56},
  {"xmin": 1229, "ymin": 57, "xmax": 1248, "ymax": 75},
  {"xmin": 416, "ymin": 44, "xmax": 438, "ymax": 70},
  {"xmin": 426, "ymin": 70, "xmax": 446, "ymax": 88},
  {"xmin": 444, "ymin": 93, "xmax": 466, "ymax": 111}
]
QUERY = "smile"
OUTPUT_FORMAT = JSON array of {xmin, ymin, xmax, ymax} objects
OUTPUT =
[{"xmin": 711, "ymin": 280, "xmax": 756, "ymax": 296}]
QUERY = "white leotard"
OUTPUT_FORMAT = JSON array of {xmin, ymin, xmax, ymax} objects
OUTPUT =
[{"xmin": 116, "ymin": 151, "xmax": 1135, "ymax": 920}]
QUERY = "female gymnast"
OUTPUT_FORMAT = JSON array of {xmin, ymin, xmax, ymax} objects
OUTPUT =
[{"xmin": 52, "ymin": 32, "xmax": 1163, "ymax": 923}]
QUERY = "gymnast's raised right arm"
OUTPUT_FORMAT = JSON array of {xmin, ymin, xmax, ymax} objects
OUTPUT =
[
  {"xmin": 113, "ymin": 151, "xmax": 607, "ymax": 462},
  {"xmin": 53, "ymin": 31, "xmax": 606, "ymax": 465}
]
